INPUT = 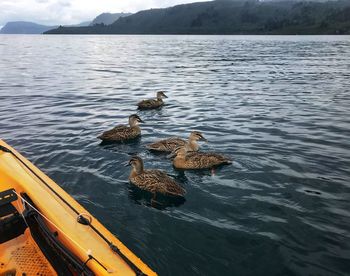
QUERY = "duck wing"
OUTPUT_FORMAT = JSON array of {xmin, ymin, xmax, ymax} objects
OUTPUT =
[
  {"xmin": 137, "ymin": 98, "xmax": 162, "ymax": 109},
  {"xmin": 98, "ymin": 125, "xmax": 140, "ymax": 141},
  {"xmin": 147, "ymin": 137, "xmax": 186, "ymax": 152},
  {"xmin": 187, "ymin": 152, "xmax": 231, "ymax": 169},
  {"xmin": 132, "ymin": 170, "xmax": 186, "ymax": 197},
  {"xmin": 112, "ymin": 124, "xmax": 127, "ymax": 130},
  {"xmin": 149, "ymin": 170, "xmax": 186, "ymax": 196}
]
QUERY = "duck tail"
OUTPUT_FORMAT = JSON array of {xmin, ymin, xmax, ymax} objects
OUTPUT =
[
  {"xmin": 224, "ymin": 157, "xmax": 232, "ymax": 164},
  {"xmin": 172, "ymin": 186, "xmax": 186, "ymax": 197},
  {"xmin": 217, "ymin": 154, "xmax": 232, "ymax": 165},
  {"xmin": 167, "ymin": 183, "xmax": 186, "ymax": 197}
]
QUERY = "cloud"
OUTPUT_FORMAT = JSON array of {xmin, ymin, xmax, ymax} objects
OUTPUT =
[{"xmin": 0, "ymin": 0, "xmax": 208, "ymax": 26}]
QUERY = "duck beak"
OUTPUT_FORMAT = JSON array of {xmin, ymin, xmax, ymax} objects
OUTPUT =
[
  {"xmin": 162, "ymin": 93, "xmax": 168, "ymax": 98},
  {"xmin": 124, "ymin": 161, "xmax": 131, "ymax": 167},
  {"xmin": 200, "ymin": 136, "xmax": 208, "ymax": 142},
  {"xmin": 138, "ymin": 118, "xmax": 144, "ymax": 123}
]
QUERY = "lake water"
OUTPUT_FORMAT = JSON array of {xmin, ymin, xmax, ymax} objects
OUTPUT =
[{"xmin": 0, "ymin": 35, "xmax": 350, "ymax": 276}]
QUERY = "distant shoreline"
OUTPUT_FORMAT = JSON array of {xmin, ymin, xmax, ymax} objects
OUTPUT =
[
  {"xmin": 42, "ymin": 33, "xmax": 350, "ymax": 36},
  {"xmin": 44, "ymin": 0, "xmax": 350, "ymax": 36},
  {"xmin": 2, "ymin": 33, "xmax": 350, "ymax": 36}
]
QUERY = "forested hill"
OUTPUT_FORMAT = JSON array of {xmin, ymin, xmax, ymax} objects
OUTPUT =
[{"xmin": 45, "ymin": 0, "xmax": 350, "ymax": 35}]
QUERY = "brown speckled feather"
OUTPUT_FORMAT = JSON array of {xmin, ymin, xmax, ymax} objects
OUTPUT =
[
  {"xmin": 175, "ymin": 152, "xmax": 231, "ymax": 169},
  {"xmin": 147, "ymin": 137, "xmax": 186, "ymax": 152},
  {"xmin": 130, "ymin": 169, "xmax": 186, "ymax": 196},
  {"xmin": 98, "ymin": 125, "xmax": 141, "ymax": 141},
  {"xmin": 137, "ymin": 98, "xmax": 163, "ymax": 109}
]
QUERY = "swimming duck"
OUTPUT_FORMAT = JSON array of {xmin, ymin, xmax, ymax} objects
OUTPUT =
[
  {"xmin": 169, "ymin": 146, "xmax": 231, "ymax": 170},
  {"xmin": 137, "ymin": 91, "xmax": 167, "ymax": 110},
  {"xmin": 98, "ymin": 114, "xmax": 143, "ymax": 142},
  {"xmin": 146, "ymin": 131, "xmax": 207, "ymax": 153},
  {"xmin": 127, "ymin": 156, "xmax": 186, "ymax": 197}
]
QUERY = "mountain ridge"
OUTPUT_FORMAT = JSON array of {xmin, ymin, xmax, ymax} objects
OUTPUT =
[
  {"xmin": 0, "ymin": 12, "xmax": 132, "ymax": 34},
  {"xmin": 0, "ymin": 21, "xmax": 92, "ymax": 34},
  {"xmin": 0, "ymin": 21, "xmax": 58, "ymax": 34},
  {"xmin": 45, "ymin": 0, "xmax": 350, "ymax": 35},
  {"xmin": 89, "ymin": 12, "xmax": 132, "ymax": 26}
]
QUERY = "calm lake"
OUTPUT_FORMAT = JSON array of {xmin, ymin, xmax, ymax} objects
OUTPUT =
[{"xmin": 0, "ymin": 35, "xmax": 349, "ymax": 275}]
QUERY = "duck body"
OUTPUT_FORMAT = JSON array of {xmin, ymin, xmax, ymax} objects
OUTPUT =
[
  {"xmin": 147, "ymin": 131, "xmax": 206, "ymax": 153},
  {"xmin": 98, "ymin": 125, "xmax": 141, "ymax": 142},
  {"xmin": 147, "ymin": 137, "xmax": 187, "ymax": 152},
  {"xmin": 172, "ymin": 147, "xmax": 231, "ymax": 170},
  {"xmin": 137, "ymin": 91, "xmax": 167, "ymax": 110},
  {"xmin": 130, "ymin": 169, "xmax": 185, "ymax": 197},
  {"xmin": 98, "ymin": 114, "xmax": 143, "ymax": 142},
  {"xmin": 137, "ymin": 98, "xmax": 164, "ymax": 110},
  {"xmin": 128, "ymin": 156, "xmax": 186, "ymax": 197}
]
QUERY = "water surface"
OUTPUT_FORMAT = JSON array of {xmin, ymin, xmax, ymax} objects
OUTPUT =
[{"xmin": 0, "ymin": 35, "xmax": 350, "ymax": 275}]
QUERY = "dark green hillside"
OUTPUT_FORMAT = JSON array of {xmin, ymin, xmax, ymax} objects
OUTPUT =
[{"xmin": 45, "ymin": 0, "xmax": 350, "ymax": 35}]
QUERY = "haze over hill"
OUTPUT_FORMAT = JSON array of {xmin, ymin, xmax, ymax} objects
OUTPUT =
[
  {"xmin": 89, "ymin": 13, "xmax": 132, "ymax": 26},
  {"xmin": 0, "ymin": 12, "xmax": 131, "ymax": 34},
  {"xmin": 0, "ymin": 0, "xmax": 206, "ymax": 28},
  {"xmin": 0, "ymin": 21, "xmax": 58, "ymax": 34},
  {"xmin": 0, "ymin": 20, "xmax": 94, "ymax": 34},
  {"xmin": 45, "ymin": 0, "xmax": 350, "ymax": 35}
]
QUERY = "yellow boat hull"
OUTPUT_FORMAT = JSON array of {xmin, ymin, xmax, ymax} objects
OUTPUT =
[{"xmin": 0, "ymin": 139, "xmax": 156, "ymax": 276}]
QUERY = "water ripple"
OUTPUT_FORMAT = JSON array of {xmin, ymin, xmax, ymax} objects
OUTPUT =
[{"xmin": 0, "ymin": 35, "xmax": 350, "ymax": 276}]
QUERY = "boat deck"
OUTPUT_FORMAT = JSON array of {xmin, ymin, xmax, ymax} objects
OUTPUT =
[{"xmin": 0, "ymin": 229, "xmax": 56, "ymax": 276}]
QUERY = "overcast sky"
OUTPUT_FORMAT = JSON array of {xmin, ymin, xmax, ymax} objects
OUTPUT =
[{"xmin": 0, "ymin": 0, "xmax": 209, "ymax": 27}]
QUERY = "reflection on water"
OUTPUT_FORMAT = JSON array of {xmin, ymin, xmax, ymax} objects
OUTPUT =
[
  {"xmin": 128, "ymin": 184, "xmax": 186, "ymax": 210},
  {"xmin": 0, "ymin": 35, "xmax": 350, "ymax": 276}
]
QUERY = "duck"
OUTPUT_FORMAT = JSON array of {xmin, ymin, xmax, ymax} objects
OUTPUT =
[
  {"xmin": 98, "ymin": 114, "xmax": 143, "ymax": 142},
  {"xmin": 127, "ymin": 156, "xmax": 186, "ymax": 197},
  {"xmin": 169, "ymin": 146, "xmax": 232, "ymax": 170},
  {"xmin": 146, "ymin": 131, "xmax": 207, "ymax": 153},
  {"xmin": 137, "ymin": 91, "xmax": 167, "ymax": 110}
]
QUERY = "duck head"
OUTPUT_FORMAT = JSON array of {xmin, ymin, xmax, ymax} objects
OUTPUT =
[
  {"xmin": 156, "ymin": 91, "xmax": 168, "ymax": 99},
  {"xmin": 129, "ymin": 114, "xmax": 144, "ymax": 127},
  {"xmin": 126, "ymin": 156, "xmax": 144, "ymax": 175},
  {"xmin": 189, "ymin": 131, "xmax": 207, "ymax": 142}
]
